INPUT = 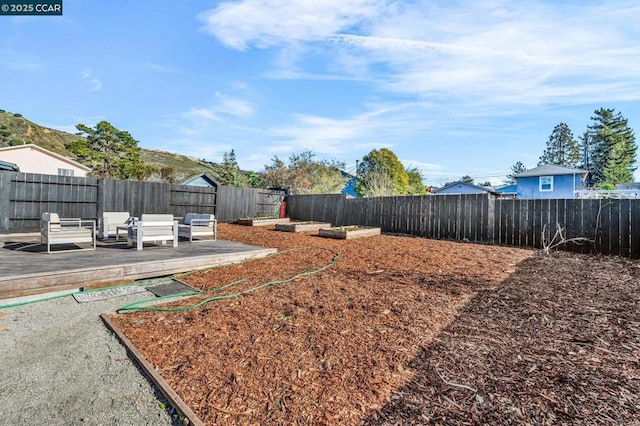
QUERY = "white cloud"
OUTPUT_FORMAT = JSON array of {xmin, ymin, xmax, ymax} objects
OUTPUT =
[
  {"xmin": 144, "ymin": 63, "xmax": 180, "ymax": 74},
  {"xmin": 80, "ymin": 69, "xmax": 102, "ymax": 91},
  {"xmin": 200, "ymin": 0, "xmax": 640, "ymax": 110},
  {"xmin": 199, "ymin": 0, "xmax": 388, "ymax": 50},
  {"xmin": 182, "ymin": 92, "xmax": 255, "ymax": 126}
]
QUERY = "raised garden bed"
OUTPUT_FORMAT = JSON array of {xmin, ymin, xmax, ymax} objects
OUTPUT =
[
  {"xmin": 318, "ymin": 225, "xmax": 381, "ymax": 239},
  {"xmin": 237, "ymin": 217, "xmax": 290, "ymax": 226},
  {"xmin": 275, "ymin": 221, "xmax": 332, "ymax": 233}
]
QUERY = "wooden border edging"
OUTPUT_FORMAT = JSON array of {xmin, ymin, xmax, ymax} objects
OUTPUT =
[{"xmin": 100, "ymin": 313, "xmax": 205, "ymax": 426}]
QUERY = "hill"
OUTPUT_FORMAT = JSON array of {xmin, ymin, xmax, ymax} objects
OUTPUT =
[{"xmin": 0, "ymin": 109, "xmax": 220, "ymax": 180}]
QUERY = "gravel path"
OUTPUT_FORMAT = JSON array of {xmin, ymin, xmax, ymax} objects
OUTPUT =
[{"xmin": 0, "ymin": 290, "xmax": 180, "ymax": 425}]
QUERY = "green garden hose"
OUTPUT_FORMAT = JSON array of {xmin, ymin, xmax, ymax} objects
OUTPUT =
[
  {"xmin": 116, "ymin": 247, "xmax": 339, "ymax": 313},
  {"xmin": 0, "ymin": 247, "xmax": 339, "ymax": 312}
]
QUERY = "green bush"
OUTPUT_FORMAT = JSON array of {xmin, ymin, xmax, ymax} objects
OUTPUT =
[
  {"xmin": 0, "ymin": 130, "xmax": 11, "ymax": 137},
  {"xmin": 13, "ymin": 113, "xmax": 22, "ymax": 117}
]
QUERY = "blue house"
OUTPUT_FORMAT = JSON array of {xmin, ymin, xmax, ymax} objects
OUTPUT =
[
  {"xmin": 514, "ymin": 164, "xmax": 587, "ymax": 199},
  {"xmin": 340, "ymin": 170, "xmax": 358, "ymax": 197},
  {"xmin": 433, "ymin": 181, "xmax": 500, "ymax": 196}
]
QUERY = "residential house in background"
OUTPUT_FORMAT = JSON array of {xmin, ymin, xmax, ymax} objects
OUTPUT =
[
  {"xmin": 182, "ymin": 173, "xmax": 219, "ymax": 189},
  {"xmin": 340, "ymin": 170, "xmax": 357, "ymax": 198},
  {"xmin": 495, "ymin": 184, "xmax": 517, "ymax": 198},
  {"xmin": 432, "ymin": 181, "xmax": 500, "ymax": 196},
  {"xmin": 0, "ymin": 159, "xmax": 19, "ymax": 171},
  {"xmin": 513, "ymin": 164, "xmax": 587, "ymax": 199},
  {"xmin": 0, "ymin": 144, "xmax": 90, "ymax": 177}
]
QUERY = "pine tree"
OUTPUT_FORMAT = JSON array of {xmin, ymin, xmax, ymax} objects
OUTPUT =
[
  {"xmin": 586, "ymin": 108, "xmax": 637, "ymax": 187},
  {"xmin": 69, "ymin": 121, "xmax": 145, "ymax": 179},
  {"xmin": 219, "ymin": 149, "xmax": 240, "ymax": 186},
  {"xmin": 539, "ymin": 123, "xmax": 581, "ymax": 167},
  {"xmin": 505, "ymin": 161, "xmax": 526, "ymax": 184}
]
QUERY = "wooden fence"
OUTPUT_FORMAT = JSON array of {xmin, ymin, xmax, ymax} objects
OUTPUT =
[
  {"xmin": 287, "ymin": 193, "xmax": 640, "ymax": 258},
  {"xmin": 0, "ymin": 171, "xmax": 285, "ymax": 232}
]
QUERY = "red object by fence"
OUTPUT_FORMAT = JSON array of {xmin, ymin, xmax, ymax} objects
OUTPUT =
[{"xmin": 279, "ymin": 201, "xmax": 287, "ymax": 218}]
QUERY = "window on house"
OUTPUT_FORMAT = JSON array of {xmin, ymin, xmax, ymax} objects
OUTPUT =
[
  {"xmin": 58, "ymin": 168, "xmax": 74, "ymax": 177},
  {"xmin": 539, "ymin": 176, "xmax": 553, "ymax": 192}
]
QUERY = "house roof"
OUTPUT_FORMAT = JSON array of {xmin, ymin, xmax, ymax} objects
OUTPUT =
[
  {"xmin": 181, "ymin": 173, "xmax": 220, "ymax": 187},
  {"xmin": 433, "ymin": 181, "xmax": 500, "ymax": 195},
  {"xmin": 495, "ymin": 184, "xmax": 517, "ymax": 193},
  {"xmin": 514, "ymin": 164, "xmax": 587, "ymax": 178},
  {"xmin": 0, "ymin": 159, "xmax": 19, "ymax": 171},
  {"xmin": 0, "ymin": 144, "xmax": 91, "ymax": 171}
]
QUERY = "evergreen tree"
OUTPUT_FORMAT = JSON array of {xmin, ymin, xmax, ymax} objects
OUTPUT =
[
  {"xmin": 539, "ymin": 123, "xmax": 581, "ymax": 167},
  {"xmin": 505, "ymin": 161, "xmax": 526, "ymax": 184},
  {"xmin": 218, "ymin": 149, "xmax": 241, "ymax": 186},
  {"xmin": 68, "ymin": 121, "xmax": 145, "ymax": 179},
  {"xmin": 586, "ymin": 108, "xmax": 637, "ymax": 187}
]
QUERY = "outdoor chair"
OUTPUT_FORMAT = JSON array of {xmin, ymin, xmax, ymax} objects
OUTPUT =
[
  {"xmin": 178, "ymin": 213, "xmax": 217, "ymax": 242},
  {"xmin": 40, "ymin": 212, "xmax": 96, "ymax": 253},
  {"xmin": 100, "ymin": 211, "xmax": 134, "ymax": 240},
  {"xmin": 127, "ymin": 213, "xmax": 178, "ymax": 251}
]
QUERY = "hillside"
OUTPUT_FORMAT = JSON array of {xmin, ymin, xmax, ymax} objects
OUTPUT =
[{"xmin": 0, "ymin": 109, "xmax": 220, "ymax": 180}]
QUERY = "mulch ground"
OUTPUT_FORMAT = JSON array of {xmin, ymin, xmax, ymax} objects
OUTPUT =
[{"xmin": 109, "ymin": 224, "xmax": 640, "ymax": 425}]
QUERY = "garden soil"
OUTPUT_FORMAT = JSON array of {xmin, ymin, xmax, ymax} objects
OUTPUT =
[{"xmin": 109, "ymin": 224, "xmax": 640, "ymax": 425}]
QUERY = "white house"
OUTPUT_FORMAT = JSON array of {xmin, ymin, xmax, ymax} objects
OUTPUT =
[{"xmin": 0, "ymin": 144, "xmax": 91, "ymax": 177}]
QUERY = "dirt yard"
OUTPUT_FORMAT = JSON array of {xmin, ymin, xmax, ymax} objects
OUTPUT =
[{"xmin": 109, "ymin": 223, "xmax": 640, "ymax": 425}]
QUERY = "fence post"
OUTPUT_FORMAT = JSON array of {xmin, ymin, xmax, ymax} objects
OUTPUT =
[{"xmin": 487, "ymin": 196, "xmax": 495, "ymax": 243}]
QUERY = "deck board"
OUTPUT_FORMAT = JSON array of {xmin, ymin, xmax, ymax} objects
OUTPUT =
[{"xmin": 0, "ymin": 236, "xmax": 276, "ymax": 300}]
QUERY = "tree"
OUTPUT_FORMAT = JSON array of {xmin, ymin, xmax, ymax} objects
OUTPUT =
[
  {"xmin": 505, "ymin": 161, "xmax": 527, "ymax": 184},
  {"xmin": 218, "ymin": 149, "xmax": 241, "ymax": 186},
  {"xmin": 356, "ymin": 148, "xmax": 409, "ymax": 196},
  {"xmin": 262, "ymin": 150, "xmax": 347, "ymax": 194},
  {"xmin": 586, "ymin": 108, "xmax": 637, "ymax": 187},
  {"xmin": 539, "ymin": 123, "xmax": 581, "ymax": 167},
  {"xmin": 406, "ymin": 167, "xmax": 427, "ymax": 195},
  {"xmin": 461, "ymin": 175, "xmax": 474, "ymax": 184},
  {"xmin": 358, "ymin": 170, "xmax": 396, "ymax": 197},
  {"xmin": 68, "ymin": 121, "xmax": 145, "ymax": 179}
]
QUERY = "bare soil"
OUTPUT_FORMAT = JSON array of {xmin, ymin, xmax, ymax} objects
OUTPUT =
[{"xmin": 109, "ymin": 223, "xmax": 640, "ymax": 425}]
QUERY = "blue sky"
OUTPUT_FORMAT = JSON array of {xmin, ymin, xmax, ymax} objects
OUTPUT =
[{"xmin": 1, "ymin": 0, "xmax": 640, "ymax": 186}]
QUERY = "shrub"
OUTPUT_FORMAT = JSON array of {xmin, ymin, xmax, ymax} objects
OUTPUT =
[
  {"xmin": 13, "ymin": 113, "xmax": 22, "ymax": 117},
  {"xmin": 0, "ymin": 130, "xmax": 11, "ymax": 137}
]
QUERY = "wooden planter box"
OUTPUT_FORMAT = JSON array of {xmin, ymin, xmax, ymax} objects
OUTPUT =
[
  {"xmin": 237, "ymin": 217, "xmax": 291, "ymax": 227},
  {"xmin": 275, "ymin": 221, "xmax": 332, "ymax": 233},
  {"xmin": 318, "ymin": 226, "xmax": 381, "ymax": 240}
]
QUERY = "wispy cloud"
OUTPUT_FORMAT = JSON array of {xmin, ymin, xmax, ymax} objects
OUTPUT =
[
  {"xmin": 182, "ymin": 92, "xmax": 255, "ymax": 126},
  {"xmin": 200, "ymin": 0, "xmax": 640, "ymax": 110},
  {"xmin": 80, "ymin": 69, "xmax": 102, "ymax": 91},
  {"xmin": 144, "ymin": 62, "xmax": 180, "ymax": 74},
  {"xmin": 0, "ymin": 47, "xmax": 41, "ymax": 70},
  {"xmin": 199, "ymin": 0, "xmax": 388, "ymax": 50}
]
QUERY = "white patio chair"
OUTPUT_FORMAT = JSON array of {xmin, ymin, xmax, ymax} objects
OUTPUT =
[
  {"xmin": 178, "ymin": 213, "xmax": 217, "ymax": 242},
  {"xmin": 100, "ymin": 211, "xmax": 133, "ymax": 240},
  {"xmin": 40, "ymin": 212, "xmax": 96, "ymax": 253},
  {"xmin": 127, "ymin": 214, "xmax": 178, "ymax": 250}
]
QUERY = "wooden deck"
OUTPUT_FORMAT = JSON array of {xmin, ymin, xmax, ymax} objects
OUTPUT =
[{"xmin": 0, "ymin": 235, "xmax": 276, "ymax": 300}]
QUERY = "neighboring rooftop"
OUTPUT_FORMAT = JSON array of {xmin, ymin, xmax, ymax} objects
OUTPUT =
[{"xmin": 514, "ymin": 164, "xmax": 587, "ymax": 178}]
